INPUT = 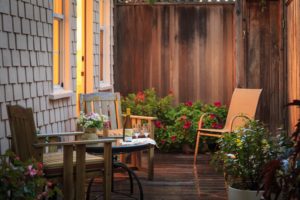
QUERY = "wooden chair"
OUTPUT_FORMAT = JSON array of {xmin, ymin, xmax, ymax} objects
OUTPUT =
[
  {"xmin": 7, "ymin": 105, "xmax": 114, "ymax": 200},
  {"xmin": 80, "ymin": 92, "xmax": 156, "ymax": 180},
  {"xmin": 193, "ymin": 88, "xmax": 262, "ymax": 165}
]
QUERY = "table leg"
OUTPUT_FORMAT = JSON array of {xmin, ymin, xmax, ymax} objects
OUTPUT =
[
  {"xmin": 76, "ymin": 144, "xmax": 86, "ymax": 200},
  {"xmin": 148, "ymin": 146, "xmax": 154, "ymax": 180},
  {"xmin": 63, "ymin": 145, "xmax": 74, "ymax": 200},
  {"xmin": 104, "ymin": 142, "xmax": 112, "ymax": 200}
]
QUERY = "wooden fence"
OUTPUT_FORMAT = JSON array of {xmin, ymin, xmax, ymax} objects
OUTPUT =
[
  {"xmin": 114, "ymin": 4, "xmax": 235, "ymax": 105},
  {"xmin": 114, "ymin": 1, "xmax": 294, "ymax": 131}
]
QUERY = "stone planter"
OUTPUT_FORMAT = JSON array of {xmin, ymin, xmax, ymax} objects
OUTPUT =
[{"xmin": 228, "ymin": 186, "xmax": 263, "ymax": 200}]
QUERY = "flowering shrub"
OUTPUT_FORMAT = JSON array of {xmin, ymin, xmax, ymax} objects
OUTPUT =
[
  {"xmin": 121, "ymin": 88, "xmax": 174, "ymax": 118},
  {"xmin": 0, "ymin": 150, "xmax": 60, "ymax": 199},
  {"xmin": 77, "ymin": 112, "xmax": 108, "ymax": 129},
  {"xmin": 122, "ymin": 88, "xmax": 228, "ymax": 152},
  {"xmin": 155, "ymin": 101, "xmax": 227, "ymax": 152}
]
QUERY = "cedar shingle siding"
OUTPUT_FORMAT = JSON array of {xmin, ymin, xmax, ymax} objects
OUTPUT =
[{"xmin": 0, "ymin": 0, "xmax": 78, "ymax": 153}]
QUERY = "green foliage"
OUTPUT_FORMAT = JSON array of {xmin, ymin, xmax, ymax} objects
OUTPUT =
[
  {"xmin": 0, "ymin": 150, "xmax": 61, "ymax": 200},
  {"xmin": 212, "ymin": 120, "xmax": 279, "ymax": 190},
  {"xmin": 262, "ymin": 100, "xmax": 300, "ymax": 200},
  {"xmin": 121, "ymin": 88, "xmax": 228, "ymax": 152}
]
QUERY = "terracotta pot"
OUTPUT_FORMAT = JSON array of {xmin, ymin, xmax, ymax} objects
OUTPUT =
[{"xmin": 228, "ymin": 186, "xmax": 263, "ymax": 200}]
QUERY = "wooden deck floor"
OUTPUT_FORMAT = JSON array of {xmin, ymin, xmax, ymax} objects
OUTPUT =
[{"xmin": 88, "ymin": 152, "xmax": 227, "ymax": 200}]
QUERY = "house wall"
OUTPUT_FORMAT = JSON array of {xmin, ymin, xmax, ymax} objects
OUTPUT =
[{"xmin": 0, "ymin": 0, "xmax": 78, "ymax": 153}]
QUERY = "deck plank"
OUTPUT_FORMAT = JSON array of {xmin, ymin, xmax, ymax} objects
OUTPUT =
[{"xmin": 87, "ymin": 152, "xmax": 226, "ymax": 200}]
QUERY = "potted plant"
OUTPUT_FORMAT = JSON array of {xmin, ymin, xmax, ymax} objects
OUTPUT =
[
  {"xmin": 262, "ymin": 100, "xmax": 300, "ymax": 200},
  {"xmin": 0, "ymin": 150, "xmax": 60, "ymax": 199},
  {"xmin": 212, "ymin": 120, "xmax": 279, "ymax": 200},
  {"xmin": 77, "ymin": 112, "xmax": 108, "ymax": 139}
]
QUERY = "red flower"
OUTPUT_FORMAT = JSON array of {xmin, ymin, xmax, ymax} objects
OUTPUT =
[
  {"xmin": 171, "ymin": 135, "xmax": 177, "ymax": 142},
  {"xmin": 183, "ymin": 121, "xmax": 192, "ymax": 129},
  {"xmin": 37, "ymin": 162, "xmax": 43, "ymax": 170},
  {"xmin": 161, "ymin": 140, "xmax": 166, "ymax": 145},
  {"xmin": 214, "ymin": 101, "xmax": 222, "ymax": 107},
  {"xmin": 216, "ymin": 124, "xmax": 223, "ymax": 129},
  {"xmin": 168, "ymin": 90, "xmax": 174, "ymax": 96},
  {"xmin": 209, "ymin": 114, "xmax": 216, "ymax": 119},
  {"xmin": 212, "ymin": 122, "xmax": 218, "ymax": 128},
  {"xmin": 185, "ymin": 101, "xmax": 193, "ymax": 107},
  {"xmin": 135, "ymin": 91, "xmax": 145, "ymax": 102},
  {"xmin": 201, "ymin": 122, "xmax": 204, "ymax": 127},
  {"xmin": 212, "ymin": 122, "xmax": 223, "ymax": 129},
  {"xmin": 154, "ymin": 120, "xmax": 162, "ymax": 129}
]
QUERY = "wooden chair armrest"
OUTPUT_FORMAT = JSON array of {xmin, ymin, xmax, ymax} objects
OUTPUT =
[
  {"xmin": 122, "ymin": 114, "xmax": 157, "ymax": 120},
  {"xmin": 130, "ymin": 115, "xmax": 157, "ymax": 121},
  {"xmin": 33, "ymin": 138, "xmax": 115, "ymax": 147},
  {"xmin": 36, "ymin": 132, "xmax": 84, "ymax": 138},
  {"xmin": 228, "ymin": 114, "xmax": 251, "ymax": 131}
]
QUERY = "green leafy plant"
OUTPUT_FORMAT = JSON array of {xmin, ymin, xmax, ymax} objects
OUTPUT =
[
  {"xmin": 262, "ymin": 100, "xmax": 300, "ymax": 200},
  {"xmin": 212, "ymin": 120, "xmax": 279, "ymax": 190},
  {"xmin": 0, "ymin": 150, "xmax": 61, "ymax": 200}
]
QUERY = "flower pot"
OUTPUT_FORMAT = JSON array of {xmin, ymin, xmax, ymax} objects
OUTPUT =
[
  {"xmin": 228, "ymin": 186, "xmax": 263, "ymax": 200},
  {"xmin": 82, "ymin": 127, "xmax": 99, "ymax": 140}
]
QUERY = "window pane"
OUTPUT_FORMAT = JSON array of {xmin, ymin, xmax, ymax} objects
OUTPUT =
[
  {"xmin": 54, "ymin": 0, "xmax": 63, "ymax": 14},
  {"xmin": 53, "ymin": 19, "xmax": 60, "ymax": 85}
]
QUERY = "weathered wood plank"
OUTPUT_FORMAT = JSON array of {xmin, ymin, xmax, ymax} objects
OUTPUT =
[
  {"xmin": 88, "ymin": 153, "xmax": 226, "ymax": 200},
  {"xmin": 115, "ymin": 4, "xmax": 235, "ymax": 105}
]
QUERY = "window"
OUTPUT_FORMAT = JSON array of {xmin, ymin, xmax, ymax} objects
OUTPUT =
[
  {"xmin": 53, "ymin": 0, "xmax": 64, "ymax": 88},
  {"xmin": 50, "ymin": 0, "xmax": 73, "ymax": 100},
  {"xmin": 99, "ymin": 0, "xmax": 113, "ymax": 89}
]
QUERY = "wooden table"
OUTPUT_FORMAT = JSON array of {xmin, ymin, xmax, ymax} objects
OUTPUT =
[{"xmin": 97, "ymin": 129, "xmax": 155, "ymax": 180}]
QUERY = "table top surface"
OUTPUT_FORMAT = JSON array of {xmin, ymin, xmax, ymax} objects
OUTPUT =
[{"xmin": 86, "ymin": 137, "xmax": 155, "ymax": 154}]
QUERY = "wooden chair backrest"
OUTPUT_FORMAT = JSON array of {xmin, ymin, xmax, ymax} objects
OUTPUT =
[
  {"xmin": 80, "ymin": 92, "xmax": 123, "ymax": 129},
  {"xmin": 7, "ymin": 105, "xmax": 42, "ymax": 161},
  {"xmin": 224, "ymin": 88, "xmax": 262, "ymax": 130}
]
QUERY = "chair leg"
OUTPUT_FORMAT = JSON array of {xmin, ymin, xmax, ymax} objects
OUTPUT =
[
  {"xmin": 86, "ymin": 178, "xmax": 95, "ymax": 200},
  {"xmin": 193, "ymin": 131, "xmax": 201, "ymax": 165}
]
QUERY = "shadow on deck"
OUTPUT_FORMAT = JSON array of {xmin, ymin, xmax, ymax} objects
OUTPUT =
[{"xmin": 88, "ymin": 152, "xmax": 226, "ymax": 200}]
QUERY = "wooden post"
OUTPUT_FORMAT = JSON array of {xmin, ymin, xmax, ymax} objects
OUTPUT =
[
  {"xmin": 63, "ymin": 145, "xmax": 74, "ymax": 200},
  {"xmin": 76, "ymin": 144, "xmax": 86, "ymax": 200},
  {"xmin": 103, "ymin": 142, "xmax": 112, "ymax": 200}
]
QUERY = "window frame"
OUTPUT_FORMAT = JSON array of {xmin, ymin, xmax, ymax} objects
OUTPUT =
[
  {"xmin": 99, "ymin": 0, "xmax": 113, "ymax": 90},
  {"xmin": 50, "ymin": 0, "xmax": 73, "ymax": 100},
  {"xmin": 53, "ymin": 4, "xmax": 65, "ymax": 90}
]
